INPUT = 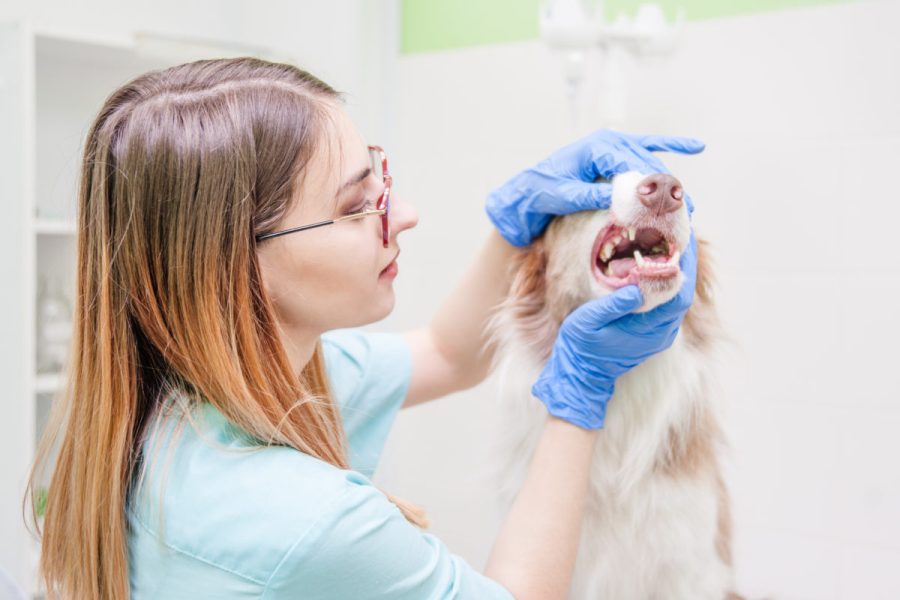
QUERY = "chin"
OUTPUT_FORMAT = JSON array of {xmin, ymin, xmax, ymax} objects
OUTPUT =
[{"xmin": 368, "ymin": 287, "xmax": 396, "ymax": 324}]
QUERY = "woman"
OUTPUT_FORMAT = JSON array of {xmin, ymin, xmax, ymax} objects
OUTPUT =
[{"xmin": 29, "ymin": 57, "xmax": 703, "ymax": 599}]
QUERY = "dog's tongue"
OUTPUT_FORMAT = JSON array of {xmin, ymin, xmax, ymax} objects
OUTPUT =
[{"xmin": 608, "ymin": 257, "xmax": 636, "ymax": 278}]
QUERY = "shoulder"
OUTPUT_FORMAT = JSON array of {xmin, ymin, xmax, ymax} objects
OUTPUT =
[
  {"xmin": 320, "ymin": 328, "xmax": 411, "ymax": 392},
  {"xmin": 319, "ymin": 329, "xmax": 413, "ymax": 476}
]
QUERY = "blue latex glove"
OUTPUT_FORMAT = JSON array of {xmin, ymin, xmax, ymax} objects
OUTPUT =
[
  {"xmin": 486, "ymin": 129, "xmax": 705, "ymax": 247},
  {"xmin": 531, "ymin": 232, "xmax": 698, "ymax": 430}
]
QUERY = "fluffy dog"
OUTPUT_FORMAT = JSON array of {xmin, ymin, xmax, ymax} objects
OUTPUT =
[{"xmin": 488, "ymin": 171, "xmax": 740, "ymax": 600}]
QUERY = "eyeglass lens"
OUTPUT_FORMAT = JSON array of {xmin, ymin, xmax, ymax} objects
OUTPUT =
[{"xmin": 369, "ymin": 147, "xmax": 389, "ymax": 247}]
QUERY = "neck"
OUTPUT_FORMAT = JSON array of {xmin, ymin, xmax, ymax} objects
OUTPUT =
[{"xmin": 278, "ymin": 323, "xmax": 320, "ymax": 376}]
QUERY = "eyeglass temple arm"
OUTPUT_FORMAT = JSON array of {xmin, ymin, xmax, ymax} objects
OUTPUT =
[{"xmin": 255, "ymin": 209, "xmax": 386, "ymax": 242}]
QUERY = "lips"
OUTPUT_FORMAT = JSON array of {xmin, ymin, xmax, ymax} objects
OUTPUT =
[
  {"xmin": 380, "ymin": 251, "xmax": 400, "ymax": 276},
  {"xmin": 592, "ymin": 223, "xmax": 680, "ymax": 288}
]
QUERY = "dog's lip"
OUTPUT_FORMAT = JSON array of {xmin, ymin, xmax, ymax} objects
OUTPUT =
[{"xmin": 591, "ymin": 222, "xmax": 680, "ymax": 288}]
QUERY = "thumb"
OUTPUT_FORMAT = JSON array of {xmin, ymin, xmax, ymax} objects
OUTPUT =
[{"xmin": 568, "ymin": 286, "xmax": 644, "ymax": 330}]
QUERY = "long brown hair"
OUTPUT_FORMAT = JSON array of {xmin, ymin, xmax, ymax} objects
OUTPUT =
[{"xmin": 27, "ymin": 56, "xmax": 426, "ymax": 600}]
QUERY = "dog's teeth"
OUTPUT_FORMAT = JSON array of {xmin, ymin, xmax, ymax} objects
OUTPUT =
[
  {"xmin": 668, "ymin": 250, "xmax": 680, "ymax": 266},
  {"xmin": 601, "ymin": 242, "xmax": 615, "ymax": 261},
  {"xmin": 611, "ymin": 235, "xmax": 622, "ymax": 247},
  {"xmin": 627, "ymin": 227, "xmax": 636, "ymax": 241},
  {"xmin": 633, "ymin": 249, "xmax": 645, "ymax": 267},
  {"xmin": 604, "ymin": 264, "xmax": 613, "ymax": 277},
  {"xmin": 651, "ymin": 245, "xmax": 663, "ymax": 254}
]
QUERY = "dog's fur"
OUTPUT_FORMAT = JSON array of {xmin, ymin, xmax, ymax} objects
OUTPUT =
[{"xmin": 488, "ymin": 171, "xmax": 739, "ymax": 599}]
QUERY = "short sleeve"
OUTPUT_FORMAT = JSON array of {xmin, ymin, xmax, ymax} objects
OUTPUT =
[
  {"xmin": 321, "ymin": 329, "xmax": 412, "ymax": 477},
  {"xmin": 262, "ymin": 471, "xmax": 515, "ymax": 600}
]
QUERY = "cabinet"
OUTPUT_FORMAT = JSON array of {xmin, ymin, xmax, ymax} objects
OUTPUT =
[{"xmin": 0, "ymin": 22, "xmax": 285, "ymax": 597}]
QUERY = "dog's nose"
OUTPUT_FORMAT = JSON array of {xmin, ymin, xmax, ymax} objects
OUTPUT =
[{"xmin": 637, "ymin": 173, "xmax": 684, "ymax": 215}]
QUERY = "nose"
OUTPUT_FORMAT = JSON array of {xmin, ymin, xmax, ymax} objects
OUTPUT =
[
  {"xmin": 390, "ymin": 194, "xmax": 418, "ymax": 239},
  {"xmin": 636, "ymin": 173, "xmax": 684, "ymax": 216}
]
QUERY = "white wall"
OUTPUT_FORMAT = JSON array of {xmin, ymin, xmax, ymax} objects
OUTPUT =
[{"xmin": 373, "ymin": 1, "xmax": 900, "ymax": 598}]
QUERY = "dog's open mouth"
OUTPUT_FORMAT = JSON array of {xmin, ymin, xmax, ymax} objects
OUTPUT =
[{"xmin": 592, "ymin": 223, "xmax": 680, "ymax": 288}]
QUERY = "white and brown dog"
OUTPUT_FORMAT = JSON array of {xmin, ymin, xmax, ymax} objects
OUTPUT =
[{"xmin": 488, "ymin": 171, "xmax": 740, "ymax": 599}]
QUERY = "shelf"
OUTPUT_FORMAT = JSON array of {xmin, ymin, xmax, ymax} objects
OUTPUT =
[
  {"xmin": 1, "ymin": 20, "xmax": 293, "ymax": 600},
  {"xmin": 34, "ymin": 373, "xmax": 63, "ymax": 394},
  {"xmin": 34, "ymin": 219, "xmax": 76, "ymax": 236}
]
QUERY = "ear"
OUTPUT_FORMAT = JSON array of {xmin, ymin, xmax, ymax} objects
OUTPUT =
[
  {"xmin": 694, "ymin": 236, "xmax": 715, "ymax": 305},
  {"xmin": 502, "ymin": 237, "xmax": 558, "ymax": 362},
  {"xmin": 510, "ymin": 237, "xmax": 547, "ymax": 311},
  {"xmin": 682, "ymin": 235, "xmax": 719, "ymax": 349}
]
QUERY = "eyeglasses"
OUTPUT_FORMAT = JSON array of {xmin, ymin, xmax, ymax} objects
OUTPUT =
[{"xmin": 255, "ymin": 145, "xmax": 392, "ymax": 247}]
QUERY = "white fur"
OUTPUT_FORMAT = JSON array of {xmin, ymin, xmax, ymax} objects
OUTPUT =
[{"xmin": 488, "ymin": 171, "xmax": 735, "ymax": 600}]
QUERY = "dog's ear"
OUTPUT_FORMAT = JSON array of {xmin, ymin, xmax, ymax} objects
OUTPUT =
[
  {"xmin": 510, "ymin": 237, "xmax": 548, "ymax": 313},
  {"xmin": 504, "ymin": 237, "xmax": 558, "ymax": 362},
  {"xmin": 682, "ymin": 236, "xmax": 718, "ymax": 349},
  {"xmin": 694, "ymin": 236, "xmax": 715, "ymax": 305}
]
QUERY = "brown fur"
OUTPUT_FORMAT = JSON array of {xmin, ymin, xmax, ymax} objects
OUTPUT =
[
  {"xmin": 501, "ymin": 238, "xmax": 557, "ymax": 363},
  {"xmin": 682, "ymin": 237, "xmax": 717, "ymax": 351}
]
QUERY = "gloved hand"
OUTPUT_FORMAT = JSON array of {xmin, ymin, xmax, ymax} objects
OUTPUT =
[
  {"xmin": 531, "ymin": 232, "xmax": 698, "ymax": 429},
  {"xmin": 486, "ymin": 129, "xmax": 705, "ymax": 247}
]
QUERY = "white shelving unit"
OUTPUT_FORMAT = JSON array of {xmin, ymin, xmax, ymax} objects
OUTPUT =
[{"xmin": 0, "ymin": 21, "xmax": 286, "ymax": 598}]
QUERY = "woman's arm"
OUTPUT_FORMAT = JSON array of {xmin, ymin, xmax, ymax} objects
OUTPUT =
[
  {"xmin": 484, "ymin": 414, "xmax": 599, "ymax": 600},
  {"xmin": 402, "ymin": 230, "xmax": 517, "ymax": 408}
]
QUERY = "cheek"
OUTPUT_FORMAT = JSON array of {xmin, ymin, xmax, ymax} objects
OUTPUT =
[
  {"xmin": 298, "ymin": 236, "xmax": 385, "ymax": 317},
  {"xmin": 259, "ymin": 226, "xmax": 391, "ymax": 330}
]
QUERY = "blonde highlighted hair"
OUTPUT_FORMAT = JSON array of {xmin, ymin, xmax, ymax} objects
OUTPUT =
[{"xmin": 27, "ymin": 56, "xmax": 426, "ymax": 600}]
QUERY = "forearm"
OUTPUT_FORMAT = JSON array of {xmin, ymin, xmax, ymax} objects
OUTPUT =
[
  {"xmin": 484, "ymin": 415, "xmax": 599, "ymax": 600},
  {"xmin": 427, "ymin": 229, "xmax": 518, "ymax": 388}
]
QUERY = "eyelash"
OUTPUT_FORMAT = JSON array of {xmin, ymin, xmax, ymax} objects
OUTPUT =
[{"xmin": 347, "ymin": 198, "xmax": 375, "ymax": 215}]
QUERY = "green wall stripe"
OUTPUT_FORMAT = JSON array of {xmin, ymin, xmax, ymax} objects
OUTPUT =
[
  {"xmin": 401, "ymin": 0, "xmax": 859, "ymax": 54},
  {"xmin": 401, "ymin": 0, "xmax": 540, "ymax": 55}
]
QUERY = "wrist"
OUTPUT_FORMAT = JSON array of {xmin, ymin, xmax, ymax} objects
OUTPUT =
[
  {"xmin": 531, "ymin": 375, "xmax": 615, "ymax": 430},
  {"xmin": 544, "ymin": 413, "xmax": 603, "ymax": 443}
]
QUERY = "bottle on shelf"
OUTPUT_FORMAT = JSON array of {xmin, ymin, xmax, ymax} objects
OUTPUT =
[{"xmin": 36, "ymin": 274, "xmax": 73, "ymax": 375}]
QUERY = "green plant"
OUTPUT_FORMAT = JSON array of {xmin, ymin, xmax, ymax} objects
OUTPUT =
[{"xmin": 35, "ymin": 487, "xmax": 48, "ymax": 519}]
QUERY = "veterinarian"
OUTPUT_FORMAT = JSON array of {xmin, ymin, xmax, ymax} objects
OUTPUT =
[{"xmin": 29, "ymin": 57, "xmax": 704, "ymax": 600}]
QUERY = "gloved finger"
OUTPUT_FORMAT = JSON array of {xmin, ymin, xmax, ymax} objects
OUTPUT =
[
  {"xmin": 568, "ymin": 285, "xmax": 644, "ymax": 330},
  {"xmin": 648, "ymin": 233, "xmax": 698, "ymax": 320},
  {"xmin": 684, "ymin": 191, "xmax": 696, "ymax": 215},
  {"xmin": 550, "ymin": 180, "xmax": 614, "ymax": 214},
  {"xmin": 636, "ymin": 135, "xmax": 706, "ymax": 155}
]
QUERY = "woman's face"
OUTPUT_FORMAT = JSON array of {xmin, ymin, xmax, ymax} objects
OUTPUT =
[{"xmin": 257, "ymin": 106, "xmax": 418, "ymax": 337}]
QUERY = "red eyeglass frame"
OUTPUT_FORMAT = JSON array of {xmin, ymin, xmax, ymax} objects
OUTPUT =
[{"xmin": 255, "ymin": 144, "xmax": 392, "ymax": 247}]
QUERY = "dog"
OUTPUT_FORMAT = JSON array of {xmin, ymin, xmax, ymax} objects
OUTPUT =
[{"xmin": 488, "ymin": 170, "xmax": 740, "ymax": 599}]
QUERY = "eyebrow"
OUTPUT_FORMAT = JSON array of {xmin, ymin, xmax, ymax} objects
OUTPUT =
[{"xmin": 335, "ymin": 166, "xmax": 372, "ymax": 199}]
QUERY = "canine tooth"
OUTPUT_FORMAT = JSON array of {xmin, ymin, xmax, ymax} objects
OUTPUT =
[
  {"xmin": 601, "ymin": 242, "xmax": 615, "ymax": 261},
  {"xmin": 668, "ymin": 250, "xmax": 680, "ymax": 266},
  {"xmin": 633, "ymin": 249, "xmax": 645, "ymax": 267},
  {"xmin": 628, "ymin": 227, "xmax": 636, "ymax": 241}
]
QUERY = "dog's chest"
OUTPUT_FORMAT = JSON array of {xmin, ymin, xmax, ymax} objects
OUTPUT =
[{"xmin": 495, "ymin": 333, "xmax": 706, "ymax": 490}]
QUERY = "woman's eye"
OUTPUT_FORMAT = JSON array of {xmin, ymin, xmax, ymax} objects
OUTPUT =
[{"xmin": 348, "ymin": 199, "xmax": 374, "ymax": 215}]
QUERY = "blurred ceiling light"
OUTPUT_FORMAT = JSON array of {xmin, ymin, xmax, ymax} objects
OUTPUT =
[{"xmin": 540, "ymin": 1, "xmax": 685, "ymax": 128}]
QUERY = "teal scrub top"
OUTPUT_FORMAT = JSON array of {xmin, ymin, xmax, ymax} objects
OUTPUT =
[{"xmin": 126, "ymin": 329, "xmax": 514, "ymax": 599}]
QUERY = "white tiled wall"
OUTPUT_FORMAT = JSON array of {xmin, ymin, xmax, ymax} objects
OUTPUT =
[{"xmin": 373, "ymin": 1, "xmax": 900, "ymax": 597}]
